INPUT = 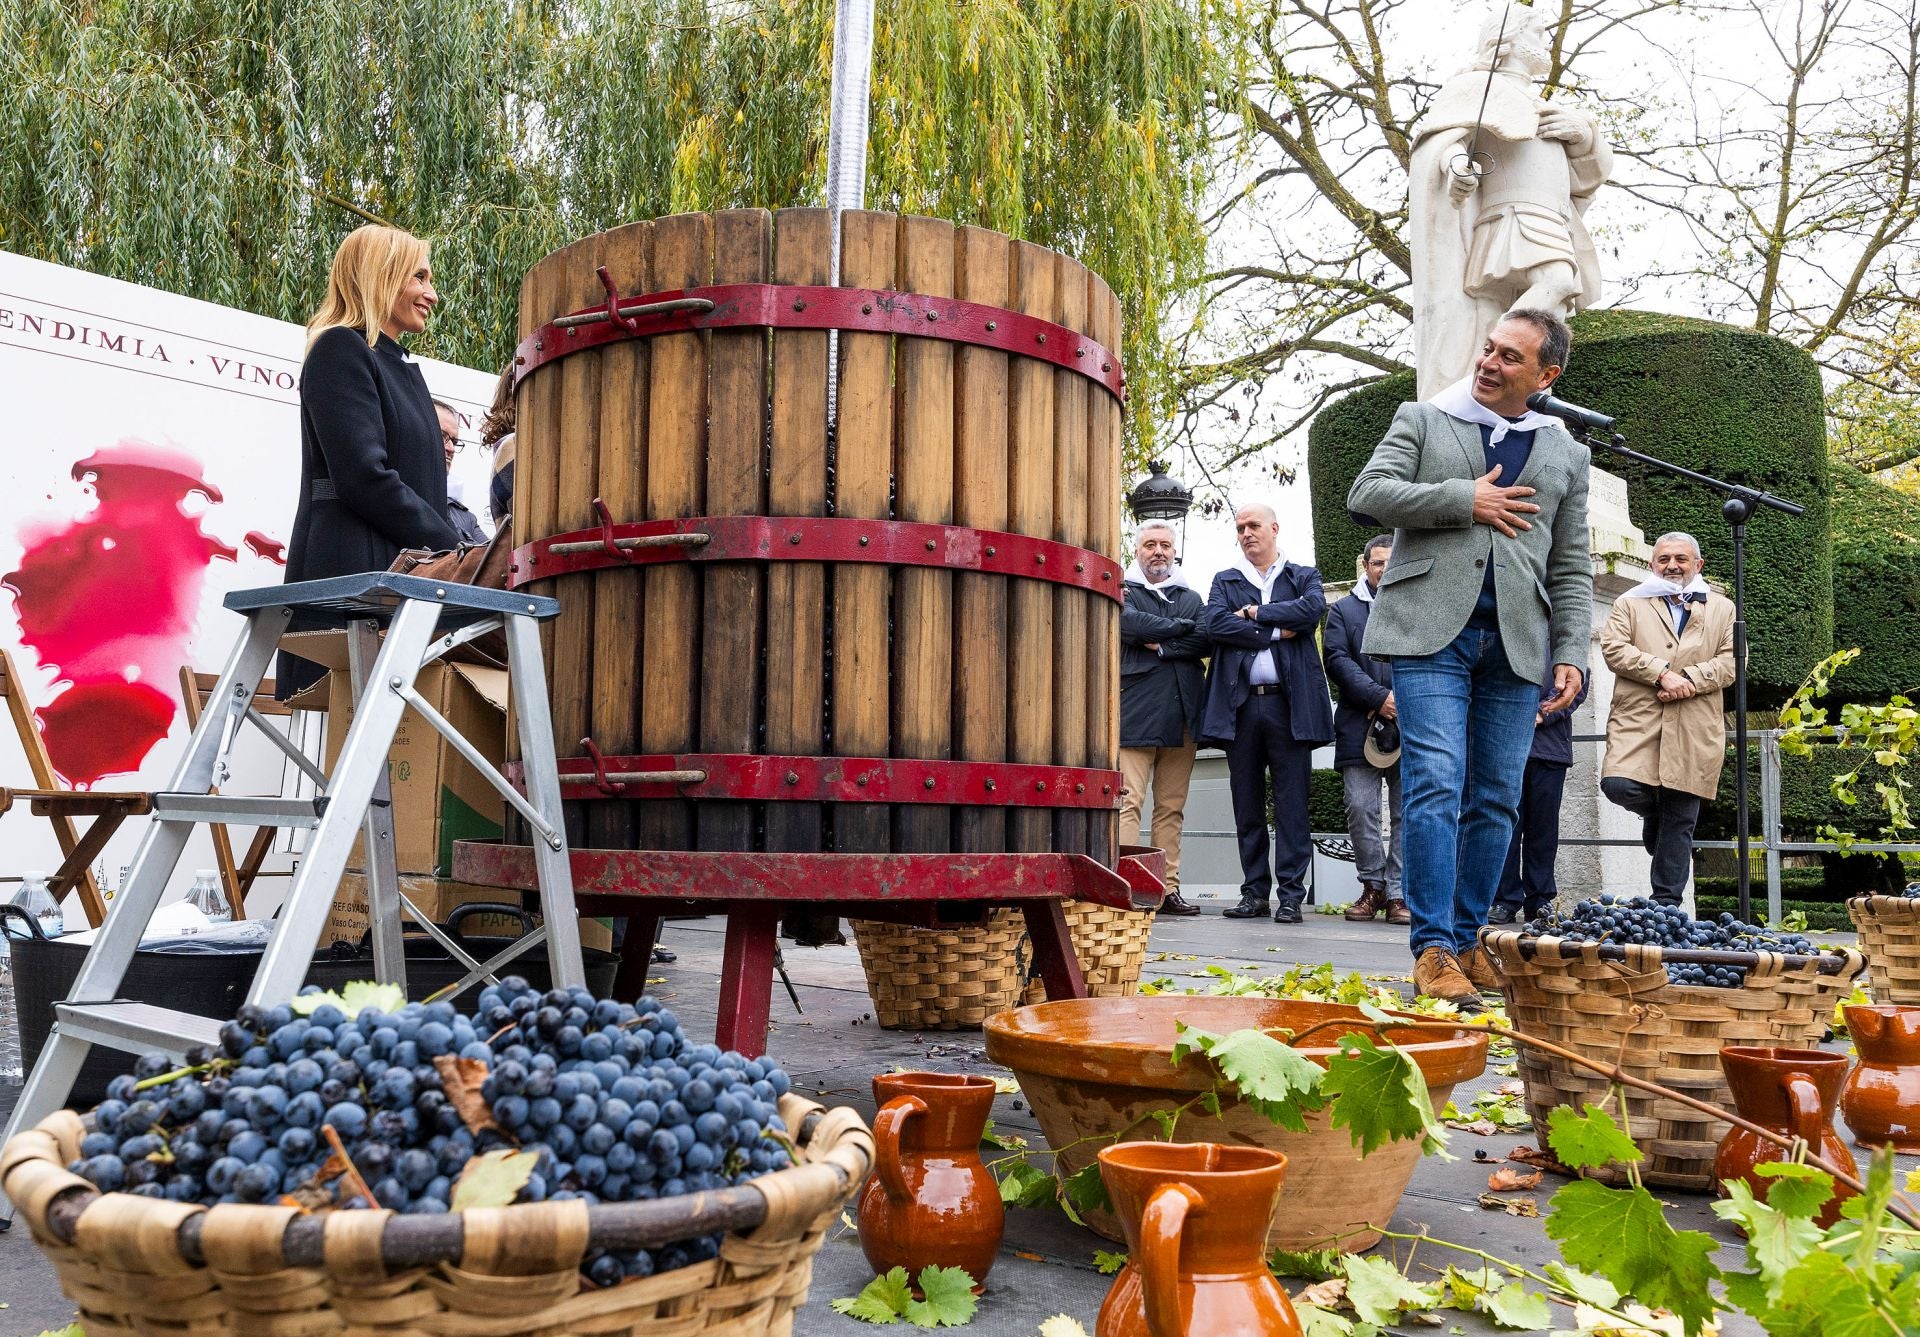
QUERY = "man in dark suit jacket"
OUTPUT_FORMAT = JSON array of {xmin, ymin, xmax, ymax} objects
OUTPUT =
[
  {"xmin": 1323, "ymin": 535, "xmax": 1409, "ymax": 925},
  {"xmin": 1201, "ymin": 503, "xmax": 1335, "ymax": 923},
  {"xmin": 1119, "ymin": 522, "xmax": 1208, "ymax": 916}
]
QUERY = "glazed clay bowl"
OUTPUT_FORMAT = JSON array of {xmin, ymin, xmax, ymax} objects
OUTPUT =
[{"xmin": 983, "ymin": 996, "xmax": 1487, "ymax": 1252}]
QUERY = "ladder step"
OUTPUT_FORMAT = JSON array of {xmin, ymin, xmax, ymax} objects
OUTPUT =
[
  {"xmin": 53, "ymin": 1003, "xmax": 225, "ymax": 1059},
  {"xmin": 150, "ymin": 793, "xmax": 327, "ymax": 828}
]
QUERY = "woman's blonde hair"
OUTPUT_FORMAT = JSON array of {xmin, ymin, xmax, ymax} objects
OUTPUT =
[{"xmin": 306, "ymin": 224, "xmax": 430, "ymax": 350}]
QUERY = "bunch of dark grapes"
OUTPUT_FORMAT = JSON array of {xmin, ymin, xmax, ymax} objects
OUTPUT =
[
  {"xmin": 474, "ymin": 977, "xmax": 793, "ymax": 1286},
  {"xmin": 1520, "ymin": 894, "xmax": 1824, "ymax": 988},
  {"xmin": 72, "ymin": 997, "xmax": 488, "ymax": 1211},
  {"xmin": 68, "ymin": 979, "xmax": 797, "ymax": 1292}
]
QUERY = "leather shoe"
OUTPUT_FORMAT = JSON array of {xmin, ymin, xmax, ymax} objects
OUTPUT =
[
  {"xmin": 1412, "ymin": 946, "xmax": 1483, "ymax": 1010},
  {"xmin": 1222, "ymin": 895, "xmax": 1270, "ymax": 919},
  {"xmin": 1344, "ymin": 882, "xmax": 1388, "ymax": 922},
  {"xmin": 1459, "ymin": 942, "xmax": 1501, "ymax": 992},
  {"xmin": 1272, "ymin": 902, "xmax": 1303, "ymax": 924},
  {"xmin": 1385, "ymin": 898, "xmax": 1412, "ymax": 926},
  {"xmin": 1157, "ymin": 889, "xmax": 1203, "ymax": 917},
  {"xmin": 1486, "ymin": 904, "xmax": 1519, "ymax": 926}
]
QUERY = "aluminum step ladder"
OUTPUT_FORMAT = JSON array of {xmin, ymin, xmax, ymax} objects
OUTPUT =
[{"xmin": 0, "ymin": 572, "xmax": 581, "ymax": 1183}]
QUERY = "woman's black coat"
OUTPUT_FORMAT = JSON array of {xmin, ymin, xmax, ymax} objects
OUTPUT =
[{"xmin": 279, "ymin": 327, "xmax": 458, "ymax": 695}]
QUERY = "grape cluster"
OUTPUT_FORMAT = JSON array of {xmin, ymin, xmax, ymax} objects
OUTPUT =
[
  {"xmin": 474, "ymin": 977, "xmax": 792, "ymax": 1284},
  {"xmin": 67, "ymin": 978, "xmax": 796, "ymax": 1291},
  {"xmin": 1519, "ymin": 894, "xmax": 1824, "ymax": 988}
]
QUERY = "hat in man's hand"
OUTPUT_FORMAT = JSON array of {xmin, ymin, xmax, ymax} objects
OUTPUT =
[{"xmin": 1364, "ymin": 714, "xmax": 1401, "ymax": 768}]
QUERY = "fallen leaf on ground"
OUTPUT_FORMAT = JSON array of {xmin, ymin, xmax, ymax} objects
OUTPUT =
[
  {"xmin": 1486, "ymin": 1166, "xmax": 1543, "ymax": 1191},
  {"xmin": 1293, "ymin": 1278, "xmax": 1347, "ymax": 1309},
  {"xmin": 1505, "ymin": 1144, "xmax": 1567, "ymax": 1172},
  {"xmin": 1476, "ymin": 1193, "xmax": 1540, "ymax": 1216}
]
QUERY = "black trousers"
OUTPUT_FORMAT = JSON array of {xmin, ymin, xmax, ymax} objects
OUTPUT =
[
  {"xmin": 1601, "ymin": 775, "xmax": 1702, "ymax": 906},
  {"xmin": 1494, "ymin": 758, "xmax": 1569, "ymax": 918},
  {"xmin": 1224, "ymin": 692, "xmax": 1314, "ymax": 907}
]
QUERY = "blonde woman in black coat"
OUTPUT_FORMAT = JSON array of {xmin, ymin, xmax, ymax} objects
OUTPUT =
[{"xmin": 280, "ymin": 225, "xmax": 459, "ymax": 696}]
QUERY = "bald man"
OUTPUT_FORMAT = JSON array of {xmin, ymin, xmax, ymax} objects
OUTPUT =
[{"xmin": 1199, "ymin": 503, "xmax": 1335, "ymax": 923}]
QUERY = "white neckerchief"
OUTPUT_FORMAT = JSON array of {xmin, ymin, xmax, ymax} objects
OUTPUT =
[
  {"xmin": 1353, "ymin": 580, "xmax": 1377, "ymax": 605},
  {"xmin": 1228, "ymin": 552, "xmax": 1286, "ymax": 601},
  {"xmin": 1428, "ymin": 377, "xmax": 1560, "ymax": 445},
  {"xmin": 1622, "ymin": 573, "xmax": 1710, "ymax": 601},
  {"xmin": 1124, "ymin": 561, "xmax": 1190, "ymax": 601}
]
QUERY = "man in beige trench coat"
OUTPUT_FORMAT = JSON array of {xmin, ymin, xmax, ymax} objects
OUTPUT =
[{"xmin": 1599, "ymin": 532, "xmax": 1736, "ymax": 905}]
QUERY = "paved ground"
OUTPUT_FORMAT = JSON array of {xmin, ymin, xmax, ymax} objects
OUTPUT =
[{"xmin": 0, "ymin": 891, "xmax": 1879, "ymax": 1335}]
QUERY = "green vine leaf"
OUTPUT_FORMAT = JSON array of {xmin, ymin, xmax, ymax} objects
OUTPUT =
[
  {"xmin": 832, "ymin": 1267, "xmax": 913, "ymax": 1324},
  {"xmin": 1712, "ymin": 1180, "xmax": 1824, "ymax": 1300},
  {"xmin": 997, "ymin": 1161, "xmax": 1056, "ymax": 1209},
  {"xmin": 1754, "ymin": 1161, "xmax": 1837, "ymax": 1221},
  {"xmin": 1322, "ymin": 1033, "xmax": 1448, "ymax": 1157},
  {"xmin": 1545, "ymin": 1180, "xmax": 1721, "ymax": 1334},
  {"xmin": 1546, "ymin": 1103, "xmax": 1643, "ymax": 1171},
  {"xmin": 1542, "ymin": 1262, "xmax": 1620, "ymax": 1308},
  {"xmin": 1062, "ymin": 1161, "xmax": 1111, "ymax": 1217},
  {"xmin": 448, "ymin": 1148, "xmax": 538, "ymax": 1211},
  {"xmin": 903, "ymin": 1265, "xmax": 978, "ymax": 1328},
  {"xmin": 291, "ymin": 980, "xmax": 404, "ymax": 1018},
  {"xmin": 1295, "ymin": 1305, "xmax": 1373, "ymax": 1337},
  {"xmin": 1758, "ymin": 1249, "xmax": 1905, "ymax": 1337},
  {"xmin": 1342, "ymin": 1254, "xmax": 1441, "ymax": 1325},
  {"xmin": 1172, "ymin": 1022, "xmax": 1327, "ymax": 1131},
  {"xmin": 1482, "ymin": 1282, "xmax": 1553, "ymax": 1331},
  {"xmin": 1093, "ymin": 1248, "xmax": 1127, "ymax": 1275}
]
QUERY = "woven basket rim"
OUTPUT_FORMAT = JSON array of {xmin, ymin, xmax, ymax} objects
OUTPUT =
[
  {"xmin": 1480, "ymin": 927, "xmax": 1865, "ymax": 978},
  {"xmin": 4, "ymin": 1092, "xmax": 872, "ymax": 1271},
  {"xmin": 1849, "ymin": 894, "xmax": 1920, "ymax": 915}
]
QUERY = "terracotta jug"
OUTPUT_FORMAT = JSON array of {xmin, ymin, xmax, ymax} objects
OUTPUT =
[
  {"xmin": 1842, "ymin": 1004, "xmax": 1920, "ymax": 1153},
  {"xmin": 1714, "ymin": 1045, "xmax": 1857, "ymax": 1228},
  {"xmin": 856, "ymin": 1072, "xmax": 1005, "ymax": 1287},
  {"xmin": 1095, "ymin": 1141, "xmax": 1303, "ymax": 1337}
]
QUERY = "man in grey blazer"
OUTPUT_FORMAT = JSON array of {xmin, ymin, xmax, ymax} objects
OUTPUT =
[{"xmin": 1347, "ymin": 308, "xmax": 1590, "ymax": 1006}]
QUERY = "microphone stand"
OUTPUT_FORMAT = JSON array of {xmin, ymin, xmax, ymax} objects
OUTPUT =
[{"xmin": 1570, "ymin": 426, "xmax": 1804, "ymax": 922}]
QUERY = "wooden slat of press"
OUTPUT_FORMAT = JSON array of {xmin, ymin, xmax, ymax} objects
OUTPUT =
[
  {"xmin": 551, "ymin": 233, "xmax": 607, "ymax": 849},
  {"xmin": 507, "ymin": 250, "xmax": 565, "ymax": 782},
  {"xmin": 1006, "ymin": 241, "xmax": 1057, "ymax": 854},
  {"xmin": 764, "ymin": 208, "xmax": 833, "ymax": 857},
  {"xmin": 527, "ymin": 239, "xmax": 589, "ymax": 694},
  {"xmin": 1050, "ymin": 252, "xmax": 1092, "ymax": 859},
  {"xmin": 831, "ymin": 212, "xmax": 898, "ymax": 854},
  {"xmin": 588, "ymin": 222, "xmax": 653, "ymax": 853},
  {"xmin": 637, "ymin": 213, "xmax": 713, "ymax": 852},
  {"xmin": 699, "ymin": 210, "xmax": 771, "ymax": 853},
  {"xmin": 1087, "ymin": 274, "xmax": 1124, "ymax": 866},
  {"xmin": 951, "ymin": 226, "xmax": 1011, "ymax": 854},
  {"xmin": 891, "ymin": 216, "xmax": 956, "ymax": 854}
]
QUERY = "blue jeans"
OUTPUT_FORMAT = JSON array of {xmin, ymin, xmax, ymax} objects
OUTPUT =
[{"xmin": 1393, "ymin": 626, "xmax": 1540, "ymax": 957}]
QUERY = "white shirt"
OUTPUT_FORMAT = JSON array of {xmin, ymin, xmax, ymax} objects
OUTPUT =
[{"xmin": 1225, "ymin": 556, "xmax": 1288, "ymax": 686}]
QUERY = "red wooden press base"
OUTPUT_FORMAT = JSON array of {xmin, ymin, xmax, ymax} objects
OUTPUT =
[{"xmin": 452, "ymin": 844, "xmax": 1166, "ymax": 1059}]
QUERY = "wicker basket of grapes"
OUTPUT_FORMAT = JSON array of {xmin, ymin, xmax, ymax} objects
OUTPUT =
[
  {"xmin": 1848, "ymin": 892, "xmax": 1920, "ymax": 1003},
  {"xmin": 0, "ymin": 977, "xmax": 873, "ymax": 1335},
  {"xmin": 1481, "ymin": 896, "xmax": 1865, "ymax": 1190}
]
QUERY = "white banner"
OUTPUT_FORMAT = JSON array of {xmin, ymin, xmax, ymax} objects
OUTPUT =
[{"xmin": 0, "ymin": 248, "xmax": 498, "ymax": 919}]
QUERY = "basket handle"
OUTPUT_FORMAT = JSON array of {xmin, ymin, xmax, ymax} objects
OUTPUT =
[
  {"xmin": 1139, "ymin": 1181, "xmax": 1202, "ymax": 1337},
  {"xmin": 1781, "ymin": 1073, "xmax": 1825, "ymax": 1148},
  {"xmin": 872, "ymin": 1094, "xmax": 927, "ymax": 1204}
]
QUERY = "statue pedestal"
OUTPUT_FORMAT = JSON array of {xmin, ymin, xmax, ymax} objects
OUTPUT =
[{"xmin": 1556, "ymin": 467, "xmax": 1685, "ymax": 909}]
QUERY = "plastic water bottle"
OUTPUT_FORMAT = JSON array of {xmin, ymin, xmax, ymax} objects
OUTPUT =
[
  {"xmin": 0, "ymin": 908, "xmax": 17, "ymax": 1081},
  {"xmin": 188, "ymin": 869, "xmax": 230, "ymax": 924},
  {"xmin": 13, "ymin": 871, "xmax": 63, "ymax": 940}
]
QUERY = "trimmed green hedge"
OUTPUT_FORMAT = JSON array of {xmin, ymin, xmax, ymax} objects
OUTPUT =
[
  {"xmin": 1309, "ymin": 767, "xmax": 1346, "ymax": 832},
  {"xmin": 1830, "ymin": 463, "xmax": 1920, "ymax": 700},
  {"xmin": 1307, "ymin": 310, "xmax": 1833, "ymax": 697}
]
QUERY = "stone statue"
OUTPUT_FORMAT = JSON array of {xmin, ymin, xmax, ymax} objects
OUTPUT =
[{"xmin": 1410, "ymin": 6, "xmax": 1613, "ymax": 397}]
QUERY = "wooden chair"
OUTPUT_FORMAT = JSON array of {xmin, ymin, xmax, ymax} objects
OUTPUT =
[
  {"xmin": 178, "ymin": 667, "xmax": 299, "ymax": 919},
  {"xmin": 0, "ymin": 648, "xmax": 150, "ymax": 927}
]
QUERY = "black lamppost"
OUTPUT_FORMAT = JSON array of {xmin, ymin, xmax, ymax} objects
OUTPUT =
[{"xmin": 1126, "ymin": 460, "xmax": 1195, "ymax": 530}]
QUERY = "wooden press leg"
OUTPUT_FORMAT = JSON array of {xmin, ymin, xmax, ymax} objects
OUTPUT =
[
  {"xmin": 611, "ymin": 909, "xmax": 661, "ymax": 1002},
  {"xmin": 714, "ymin": 902, "xmax": 780, "ymax": 1058},
  {"xmin": 1023, "ymin": 899, "xmax": 1089, "ymax": 1001}
]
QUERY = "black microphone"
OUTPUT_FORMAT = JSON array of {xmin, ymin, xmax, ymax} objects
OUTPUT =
[{"xmin": 1525, "ymin": 390, "xmax": 1616, "ymax": 433}]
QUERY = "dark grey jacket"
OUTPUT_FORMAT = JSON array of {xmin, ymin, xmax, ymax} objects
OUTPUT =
[
  {"xmin": 1120, "ymin": 579, "xmax": 1208, "ymax": 748},
  {"xmin": 1323, "ymin": 591, "xmax": 1392, "ymax": 769}
]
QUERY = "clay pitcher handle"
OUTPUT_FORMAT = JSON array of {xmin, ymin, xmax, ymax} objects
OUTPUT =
[
  {"xmin": 1782, "ymin": 1073, "xmax": 1824, "ymax": 1149},
  {"xmin": 872, "ymin": 1094, "xmax": 928, "ymax": 1205},
  {"xmin": 1139, "ymin": 1181, "xmax": 1204, "ymax": 1337}
]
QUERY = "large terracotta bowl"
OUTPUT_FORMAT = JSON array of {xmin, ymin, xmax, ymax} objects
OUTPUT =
[{"xmin": 983, "ymin": 996, "xmax": 1487, "ymax": 1252}]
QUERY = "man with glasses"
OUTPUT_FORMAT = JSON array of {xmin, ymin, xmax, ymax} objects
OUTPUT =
[{"xmin": 433, "ymin": 399, "xmax": 487, "ymax": 545}]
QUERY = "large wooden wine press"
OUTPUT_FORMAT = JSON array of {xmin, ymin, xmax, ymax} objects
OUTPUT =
[{"xmin": 455, "ymin": 208, "xmax": 1163, "ymax": 1053}]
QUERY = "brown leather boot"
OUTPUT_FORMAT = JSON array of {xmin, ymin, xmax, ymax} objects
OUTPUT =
[
  {"xmin": 1385, "ymin": 898, "xmax": 1412, "ymax": 926},
  {"xmin": 1344, "ymin": 882, "xmax": 1388, "ymax": 922},
  {"xmin": 1157, "ymin": 889, "xmax": 1203, "ymax": 917},
  {"xmin": 1458, "ymin": 942, "xmax": 1501, "ymax": 993},
  {"xmin": 1412, "ymin": 946, "xmax": 1484, "ymax": 1010}
]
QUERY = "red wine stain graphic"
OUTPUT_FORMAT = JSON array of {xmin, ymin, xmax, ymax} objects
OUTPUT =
[
  {"xmin": 4, "ymin": 442, "xmax": 239, "ymax": 787},
  {"xmin": 244, "ymin": 531, "xmax": 287, "ymax": 565}
]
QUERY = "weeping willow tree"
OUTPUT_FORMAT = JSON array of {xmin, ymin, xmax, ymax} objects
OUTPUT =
[{"xmin": 0, "ymin": 0, "xmax": 1229, "ymax": 453}]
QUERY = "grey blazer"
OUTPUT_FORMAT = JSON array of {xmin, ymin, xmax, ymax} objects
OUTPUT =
[{"xmin": 1346, "ymin": 402, "xmax": 1591, "ymax": 686}]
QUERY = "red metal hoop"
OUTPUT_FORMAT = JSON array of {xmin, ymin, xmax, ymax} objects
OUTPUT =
[
  {"xmin": 509, "ymin": 513, "xmax": 1123, "ymax": 599},
  {"xmin": 512, "ymin": 282, "xmax": 1125, "ymax": 401}
]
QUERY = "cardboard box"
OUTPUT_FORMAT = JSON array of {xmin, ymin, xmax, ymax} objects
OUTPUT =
[
  {"xmin": 320, "ymin": 660, "xmax": 510, "ymax": 877},
  {"xmin": 327, "ymin": 872, "xmax": 528, "ymax": 947}
]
